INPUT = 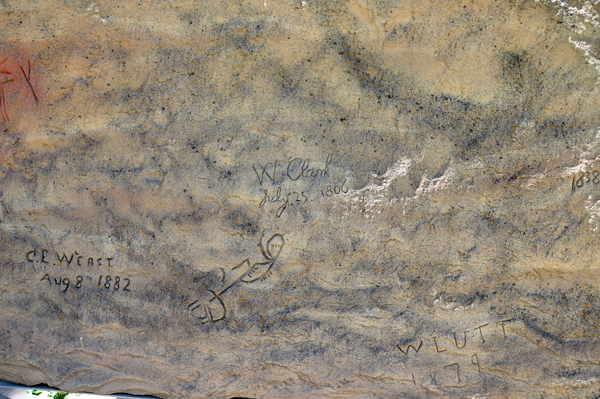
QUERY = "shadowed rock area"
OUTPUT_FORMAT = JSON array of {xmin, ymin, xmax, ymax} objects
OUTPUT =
[{"xmin": 2, "ymin": 0, "xmax": 600, "ymax": 397}]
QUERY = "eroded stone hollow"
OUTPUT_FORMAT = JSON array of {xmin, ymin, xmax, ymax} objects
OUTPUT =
[{"xmin": 1, "ymin": 0, "xmax": 600, "ymax": 397}]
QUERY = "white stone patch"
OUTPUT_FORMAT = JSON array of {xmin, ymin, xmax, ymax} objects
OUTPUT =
[
  {"xmin": 560, "ymin": 129, "xmax": 600, "ymax": 190},
  {"xmin": 86, "ymin": 3, "xmax": 100, "ymax": 12},
  {"xmin": 540, "ymin": 0, "xmax": 600, "ymax": 80},
  {"xmin": 467, "ymin": 159, "xmax": 484, "ymax": 170},
  {"xmin": 453, "ymin": 303, "xmax": 475, "ymax": 311},
  {"xmin": 338, "ymin": 158, "xmax": 412, "ymax": 218},
  {"xmin": 585, "ymin": 195, "xmax": 600, "ymax": 231},
  {"xmin": 569, "ymin": 37, "xmax": 600, "ymax": 78},
  {"xmin": 337, "ymin": 156, "xmax": 462, "ymax": 218},
  {"xmin": 573, "ymin": 377, "xmax": 599, "ymax": 385},
  {"xmin": 522, "ymin": 172, "xmax": 547, "ymax": 189},
  {"xmin": 561, "ymin": 156, "xmax": 599, "ymax": 178},
  {"xmin": 413, "ymin": 167, "xmax": 457, "ymax": 197}
]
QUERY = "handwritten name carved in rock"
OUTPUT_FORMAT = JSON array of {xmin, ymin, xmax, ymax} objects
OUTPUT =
[
  {"xmin": 252, "ymin": 154, "xmax": 333, "ymax": 186},
  {"xmin": 26, "ymin": 248, "xmax": 114, "ymax": 268},
  {"xmin": 397, "ymin": 318, "xmax": 515, "ymax": 357}
]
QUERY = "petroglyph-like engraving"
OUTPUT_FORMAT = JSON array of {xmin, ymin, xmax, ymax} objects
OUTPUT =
[{"xmin": 188, "ymin": 234, "xmax": 284, "ymax": 323}]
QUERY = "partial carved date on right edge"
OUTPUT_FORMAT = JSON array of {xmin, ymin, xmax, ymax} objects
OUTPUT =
[{"xmin": 572, "ymin": 170, "xmax": 600, "ymax": 190}]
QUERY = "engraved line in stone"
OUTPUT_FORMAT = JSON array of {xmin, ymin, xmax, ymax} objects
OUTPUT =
[
  {"xmin": 397, "ymin": 340, "xmax": 423, "ymax": 355},
  {"xmin": 453, "ymin": 331, "xmax": 467, "ymax": 349},
  {"xmin": 444, "ymin": 363, "xmax": 460, "ymax": 383},
  {"xmin": 189, "ymin": 233, "xmax": 284, "ymax": 323}
]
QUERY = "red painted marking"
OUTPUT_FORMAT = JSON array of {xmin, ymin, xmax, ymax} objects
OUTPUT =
[
  {"xmin": 0, "ymin": 50, "xmax": 41, "ymax": 124},
  {"xmin": 19, "ymin": 60, "xmax": 38, "ymax": 103}
]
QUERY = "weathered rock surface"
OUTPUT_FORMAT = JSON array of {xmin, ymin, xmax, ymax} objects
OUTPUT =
[{"xmin": 2, "ymin": 0, "xmax": 600, "ymax": 397}]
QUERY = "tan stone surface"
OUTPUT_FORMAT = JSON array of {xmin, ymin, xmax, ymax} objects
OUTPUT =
[{"xmin": 2, "ymin": 0, "xmax": 600, "ymax": 397}]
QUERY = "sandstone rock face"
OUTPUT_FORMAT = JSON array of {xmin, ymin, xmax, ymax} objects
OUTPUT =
[{"xmin": 1, "ymin": 0, "xmax": 600, "ymax": 397}]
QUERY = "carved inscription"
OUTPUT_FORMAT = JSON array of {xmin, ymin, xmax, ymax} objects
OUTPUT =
[
  {"xmin": 572, "ymin": 169, "xmax": 600, "ymax": 190},
  {"xmin": 397, "ymin": 340, "xmax": 423, "ymax": 355},
  {"xmin": 395, "ymin": 318, "xmax": 515, "ymax": 387},
  {"xmin": 98, "ymin": 274, "xmax": 131, "ymax": 291},
  {"xmin": 252, "ymin": 154, "xmax": 352, "ymax": 217},
  {"xmin": 258, "ymin": 181, "xmax": 348, "ymax": 218},
  {"xmin": 26, "ymin": 248, "xmax": 114, "ymax": 268},
  {"xmin": 400, "ymin": 357, "xmax": 477, "ymax": 387},
  {"xmin": 258, "ymin": 188, "xmax": 308, "ymax": 218},
  {"xmin": 397, "ymin": 319, "xmax": 514, "ymax": 356},
  {"xmin": 252, "ymin": 154, "xmax": 333, "ymax": 185},
  {"xmin": 188, "ymin": 234, "xmax": 284, "ymax": 323},
  {"xmin": 40, "ymin": 274, "xmax": 131, "ymax": 292},
  {"xmin": 30, "ymin": 247, "xmax": 127, "ymax": 294},
  {"xmin": 320, "ymin": 181, "xmax": 348, "ymax": 197},
  {"xmin": 40, "ymin": 274, "xmax": 83, "ymax": 292}
]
